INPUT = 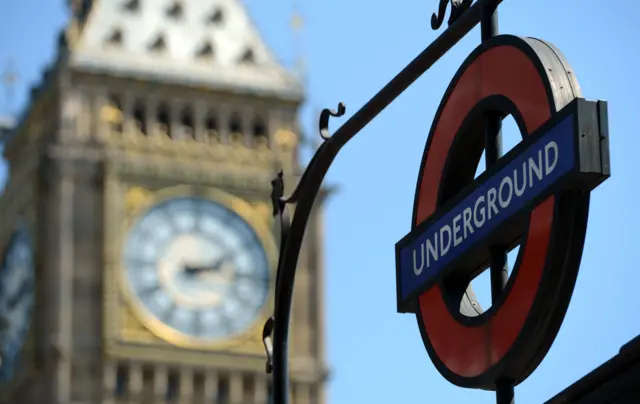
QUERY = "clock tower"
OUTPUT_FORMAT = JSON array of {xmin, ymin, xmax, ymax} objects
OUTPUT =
[{"xmin": 0, "ymin": 1, "xmax": 328, "ymax": 403}]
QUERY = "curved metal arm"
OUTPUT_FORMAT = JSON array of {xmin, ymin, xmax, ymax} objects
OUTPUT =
[
  {"xmin": 261, "ymin": 104, "xmax": 346, "ymax": 383},
  {"xmin": 261, "ymin": 1, "xmax": 499, "ymax": 402}
]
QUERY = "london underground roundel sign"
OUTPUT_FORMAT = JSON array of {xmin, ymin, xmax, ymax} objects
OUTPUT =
[{"xmin": 395, "ymin": 35, "xmax": 610, "ymax": 389}]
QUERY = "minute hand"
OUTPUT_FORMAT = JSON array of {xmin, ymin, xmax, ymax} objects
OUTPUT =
[{"xmin": 234, "ymin": 272, "xmax": 269, "ymax": 284}]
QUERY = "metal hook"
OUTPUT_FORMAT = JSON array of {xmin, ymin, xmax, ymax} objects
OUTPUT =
[
  {"xmin": 263, "ymin": 170, "xmax": 292, "ymax": 375},
  {"xmin": 271, "ymin": 170, "xmax": 285, "ymax": 216},
  {"xmin": 279, "ymin": 104, "xmax": 347, "ymax": 207},
  {"xmin": 319, "ymin": 102, "xmax": 346, "ymax": 140},
  {"xmin": 431, "ymin": 0, "xmax": 474, "ymax": 30},
  {"xmin": 262, "ymin": 316, "xmax": 275, "ymax": 373}
]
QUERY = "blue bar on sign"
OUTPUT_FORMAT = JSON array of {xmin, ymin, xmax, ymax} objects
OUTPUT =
[{"xmin": 397, "ymin": 115, "xmax": 576, "ymax": 306}]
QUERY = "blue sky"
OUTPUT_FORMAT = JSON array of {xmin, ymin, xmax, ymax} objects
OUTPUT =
[{"xmin": 2, "ymin": 1, "xmax": 640, "ymax": 403}]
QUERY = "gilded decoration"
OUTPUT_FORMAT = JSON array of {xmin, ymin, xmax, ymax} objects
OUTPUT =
[
  {"xmin": 251, "ymin": 201, "xmax": 273, "ymax": 223},
  {"xmin": 104, "ymin": 184, "xmax": 278, "ymax": 358},
  {"xmin": 100, "ymin": 103, "xmax": 123, "ymax": 126},
  {"xmin": 275, "ymin": 128, "xmax": 297, "ymax": 149}
]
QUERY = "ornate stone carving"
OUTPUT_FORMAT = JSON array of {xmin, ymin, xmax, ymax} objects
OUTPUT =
[{"xmin": 274, "ymin": 129, "xmax": 297, "ymax": 149}]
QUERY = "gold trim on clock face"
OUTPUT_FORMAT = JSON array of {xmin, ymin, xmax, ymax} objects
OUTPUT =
[{"xmin": 118, "ymin": 186, "xmax": 277, "ymax": 348}]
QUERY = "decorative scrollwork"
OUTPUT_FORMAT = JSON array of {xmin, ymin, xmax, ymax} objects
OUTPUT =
[
  {"xmin": 281, "ymin": 103, "xmax": 346, "ymax": 207},
  {"xmin": 261, "ymin": 103, "xmax": 346, "ymax": 385},
  {"xmin": 431, "ymin": 0, "xmax": 473, "ymax": 30},
  {"xmin": 262, "ymin": 316, "xmax": 274, "ymax": 373},
  {"xmin": 263, "ymin": 170, "xmax": 290, "ymax": 374},
  {"xmin": 319, "ymin": 103, "xmax": 346, "ymax": 140}
]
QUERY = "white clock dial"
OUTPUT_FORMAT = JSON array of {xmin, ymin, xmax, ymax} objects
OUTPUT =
[
  {"xmin": 0, "ymin": 227, "xmax": 34, "ymax": 382},
  {"xmin": 123, "ymin": 197, "xmax": 271, "ymax": 341}
]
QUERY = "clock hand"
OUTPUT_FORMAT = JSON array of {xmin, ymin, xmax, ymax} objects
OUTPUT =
[
  {"xmin": 234, "ymin": 272, "xmax": 269, "ymax": 284},
  {"xmin": 183, "ymin": 254, "xmax": 229, "ymax": 276},
  {"xmin": 183, "ymin": 265, "xmax": 210, "ymax": 275}
]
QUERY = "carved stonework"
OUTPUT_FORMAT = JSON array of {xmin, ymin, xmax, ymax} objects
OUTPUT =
[
  {"xmin": 103, "ymin": 130, "xmax": 289, "ymax": 172},
  {"xmin": 274, "ymin": 128, "xmax": 297, "ymax": 150},
  {"xmin": 0, "ymin": 4, "xmax": 324, "ymax": 398}
]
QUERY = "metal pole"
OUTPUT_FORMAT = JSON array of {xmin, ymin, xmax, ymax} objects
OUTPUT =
[
  {"xmin": 481, "ymin": 3, "xmax": 514, "ymax": 404},
  {"xmin": 263, "ymin": 1, "xmax": 504, "ymax": 403}
]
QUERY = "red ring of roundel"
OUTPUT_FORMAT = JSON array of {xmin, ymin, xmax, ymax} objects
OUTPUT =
[{"xmin": 414, "ymin": 43, "xmax": 557, "ymax": 379}]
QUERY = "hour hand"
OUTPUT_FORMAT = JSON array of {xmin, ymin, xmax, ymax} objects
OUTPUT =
[
  {"xmin": 183, "ymin": 257, "xmax": 225, "ymax": 275},
  {"xmin": 183, "ymin": 265, "xmax": 215, "ymax": 275}
]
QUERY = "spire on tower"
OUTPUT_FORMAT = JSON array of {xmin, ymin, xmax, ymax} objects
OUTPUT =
[
  {"xmin": 1, "ymin": 60, "xmax": 18, "ymax": 118},
  {"xmin": 290, "ymin": 0, "xmax": 307, "ymax": 87}
]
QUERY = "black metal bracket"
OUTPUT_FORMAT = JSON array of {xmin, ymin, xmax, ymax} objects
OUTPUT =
[
  {"xmin": 261, "ymin": 105, "xmax": 346, "ymax": 374},
  {"xmin": 261, "ymin": 1, "xmax": 502, "ymax": 402},
  {"xmin": 432, "ymin": 0, "xmax": 475, "ymax": 30}
]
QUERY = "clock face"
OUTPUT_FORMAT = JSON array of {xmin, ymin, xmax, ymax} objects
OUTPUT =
[
  {"xmin": 0, "ymin": 228, "xmax": 34, "ymax": 382},
  {"xmin": 123, "ymin": 197, "xmax": 271, "ymax": 342}
]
